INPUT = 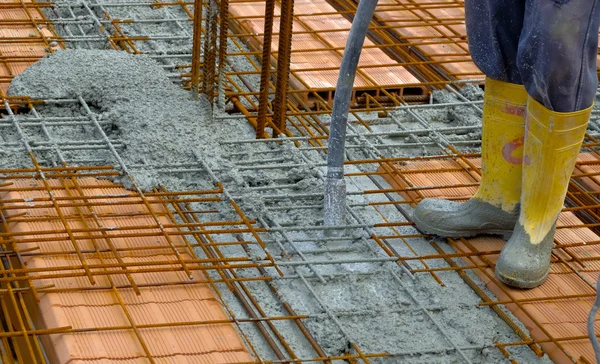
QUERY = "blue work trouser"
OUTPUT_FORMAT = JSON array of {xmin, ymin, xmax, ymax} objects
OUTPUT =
[{"xmin": 465, "ymin": 0, "xmax": 600, "ymax": 112}]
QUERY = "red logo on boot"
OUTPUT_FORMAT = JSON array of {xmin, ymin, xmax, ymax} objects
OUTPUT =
[
  {"xmin": 503, "ymin": 103, "xmax": 526, "ymax": 117},
  {"xmin": 502, "ymin": 136, "xmax": 525, "ymax": 164}
]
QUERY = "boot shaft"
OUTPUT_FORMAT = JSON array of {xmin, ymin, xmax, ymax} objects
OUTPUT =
[
  {"xmin": 520, "ymin": 97, "xmax": 591, "ymax": 245},
  {"xmin": 474, "ymin": 78, "xmax": 528, "ymax": 212},
  {"xmin": 496, "ymin": 97, "xmax": 593, "ymax": 289}
]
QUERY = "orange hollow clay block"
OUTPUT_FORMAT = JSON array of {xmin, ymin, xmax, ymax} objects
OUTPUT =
[
  {"xmin": 0, "ymin": 178, "xmax": 254, "ymax": 364},
  {"xmin": 378, "ymin": 153, "xmax": 600, "ymax": 364}
]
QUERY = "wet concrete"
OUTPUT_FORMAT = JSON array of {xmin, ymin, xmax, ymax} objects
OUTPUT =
[{"xmin": 2, "ymin": 49, "xmax": 556, "ymax": 364}]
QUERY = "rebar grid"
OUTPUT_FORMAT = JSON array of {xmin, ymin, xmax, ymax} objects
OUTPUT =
[
  {"xmin": 39, "ymin": 0, "xmax": 600, "ymax": 141},
  {"xmin": 42, "ymin": 0, "xmax": 477, "ymax": 140},
  {"xmin": 213, "ymin": 142, "xmax": 546, "ymax": 363},
  {"xmin": 5, "ymin": 1, "xmax": 600, "ymax": 362},
  {"xmin": 192, "ymin": 144, "xmax": 540, "ymax": 364},
  {"xmin": 0, "ymin": 98, "xmax": 265, "ymax": 363},
  {"xmin": 0, "ymin": 96, "xmax": 427, "ymax": 363},
  {"xmin": 0, "ymin": 169, "xmax": 264, "ymax": 363},
  {"xmin": 0, "ymin": 0, "xmax": 63, "ymax": 97},
  {"xmin": 371, "ymin": 146, "xmax": 600, "ymax": 363},
  {"xmin": 0, "ymin": 85, "xmax": 553, "ymax": 363},
  {"xmin": 212, "ymin": 85, "xmax": 600, "ymax": 363}
]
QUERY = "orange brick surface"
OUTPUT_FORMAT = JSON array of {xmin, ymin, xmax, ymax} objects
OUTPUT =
[
  {"xmin": 0, "ymin": 0, "xmax": 62, "ymax": 95},
  {"xmin": 228, "ymin": 0, "xmax": 424, "ymax": 102},
  {"xmin": 0, "ymin": 178, "xmax": 253, "ymax": 364},
  {"xmin": 379, "ymin": 153, "xmax": 600, "ymax": 364}
]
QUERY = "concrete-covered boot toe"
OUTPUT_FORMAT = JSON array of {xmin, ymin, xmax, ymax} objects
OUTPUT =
[
  {"xmin": 495, "ymin": 223, "xmax": 555, "ymax": 289},
  {"xmin": 412, "ymin": 198, "xmax": 518, "ymax": 238}
]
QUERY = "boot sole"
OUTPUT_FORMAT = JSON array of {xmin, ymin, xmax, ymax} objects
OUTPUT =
[
  {"xmin": 495, "ymin": 267, "xmax": 550, "ymax": 289},
  {"xmin": 411, "ymin": 212, "xmax": 513, "ymax": 238}
]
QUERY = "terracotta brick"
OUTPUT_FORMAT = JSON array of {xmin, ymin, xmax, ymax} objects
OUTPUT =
[
  {"xmin": 378, "ymin": 153, "xmax": 600, "ymax": 363},
  {"xmin": 0, "ymin": 178, "xmax": 253, "ymax": 363},
  {"xmin": 228, "ymin": 0, "xmax": 424, "ymax": 103},
  {"xmin": 0, "ymin": 0, "xmax": 62, "ymax": 94}
]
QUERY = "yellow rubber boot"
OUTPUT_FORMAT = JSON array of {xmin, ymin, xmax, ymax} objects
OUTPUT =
[
  {"xmin": 496, "ymin": 97, "xmax": 592, "ymax": 288},
  {"xmin": 412, "ymin": 78, "xmax": 527, "ymax": 237}
]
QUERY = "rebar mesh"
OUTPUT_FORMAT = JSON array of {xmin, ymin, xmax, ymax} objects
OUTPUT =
[{"xmin": 2, "ymin": 0, "xmax": 600, "ymax": 363}]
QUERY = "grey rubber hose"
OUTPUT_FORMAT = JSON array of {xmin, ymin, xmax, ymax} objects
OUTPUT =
[
  {"xmin": 588, "ymin": 274, "xmax": 600, "ymax": 363},
  {"xmin": 323, "ymin": 0, "xmax": 379, "ymax": 232}
]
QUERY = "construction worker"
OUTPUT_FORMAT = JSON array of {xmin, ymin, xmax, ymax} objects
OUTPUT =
[{"xmin": 412, "ymin": 0, "xmax": 600, "ymax": 288}]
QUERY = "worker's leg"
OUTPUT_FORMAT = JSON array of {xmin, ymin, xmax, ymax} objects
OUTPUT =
[
  {"xmin": 411, "ymin": 0, "xmax": 528, "ymax": 237},
  {"xmin": 464, "ymin": 0, "xmax": 526, "ymax": 84},
  {"xmin": 496, "ymin": 0, "xmax": 599, "ymax": 288},
  {"xmin": 516, "ymin": 0, "xmax": 600, "ymax": 112}
]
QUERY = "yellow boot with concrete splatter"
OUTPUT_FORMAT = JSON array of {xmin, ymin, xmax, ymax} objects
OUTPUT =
[
  {"xmin": 495, "ymin": 97, "xmax": 592, "ymax": 289},
  {"xmin": 412, "ymin": 77, "xmax": 527, "ymax": 237}
]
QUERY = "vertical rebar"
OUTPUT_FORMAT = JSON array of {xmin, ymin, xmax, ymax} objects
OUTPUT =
[
  {"xmin": 256, "ymin": 0, "xmax": 275, "ymax": 138},
  {"xmin": 271, "ymin": 0, "xmax": 294, "ymax": 137},
  {"xmin": 191, "ymin": 0, "xmax": 203, "ymax": 96},
  {"xmin": 202, "ymin": 0, "xmax": 218, "ymax": 102},
  {"xmin": 217, "ymin": 0, "xmax": 230, "ymax": 109}
]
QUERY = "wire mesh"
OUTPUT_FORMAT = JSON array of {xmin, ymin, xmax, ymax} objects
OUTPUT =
[
  {"xmin": 3, "ymin": 0, "xmax": 600, "ymax": 362},
  {"xmin": 40, "ymin": 0, "xmax": 600, "ymax": 139},
  {"xmin": 373, "ymin": 146, "xmax": 600, "ymax": 363},
  {"xmin": 0, "ymin": 87, "xmax": 556, "ymax": 363},
  {"xmin": 215, "ymin": 84, "xmax": 600, "ymax": 364},
  {"xmin": 0, "ymin": 0, "xmax": 63, "ymax": 105},
  {"xmin": 0, "ymin": 96, "xmax": 406, "ymax": 363}
]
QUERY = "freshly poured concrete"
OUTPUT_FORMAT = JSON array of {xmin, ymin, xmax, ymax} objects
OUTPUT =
[
  {"xmin": 8, "ymin": 50, "xmax": 216, "ymax": 176},
  {"xmin": 3, "ymin": 50, "xmax": 556, "ymax": 363}
]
